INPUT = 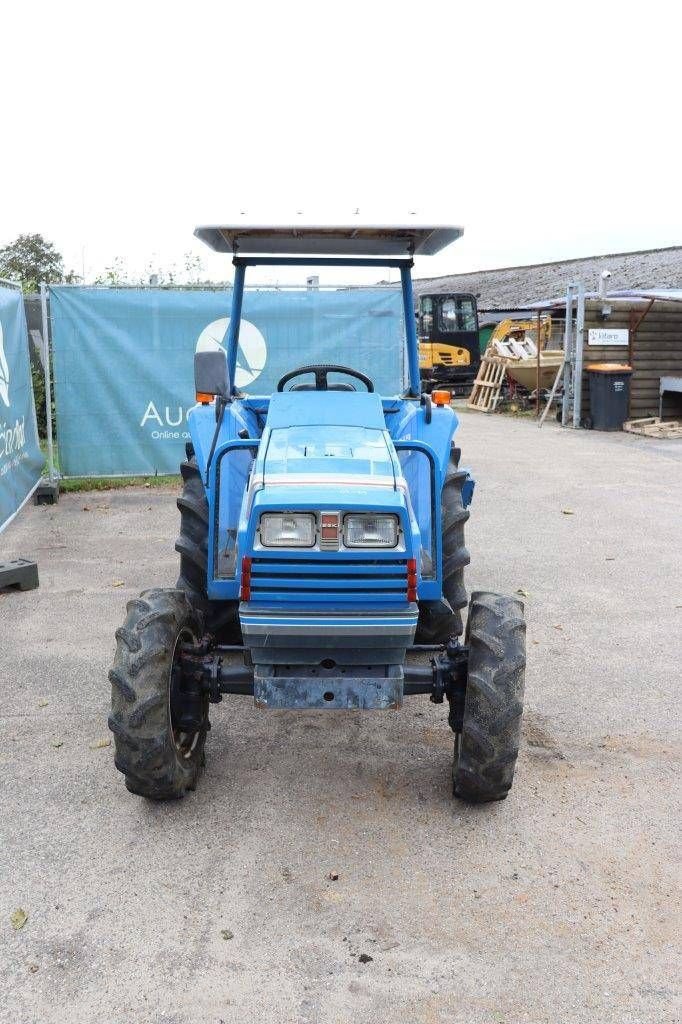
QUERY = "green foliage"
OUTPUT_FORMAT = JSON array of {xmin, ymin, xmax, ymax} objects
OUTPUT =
[
  {"xmin": 0, "ymin": 233, "xmax": 67, "ymax": 293},
  {"xmin": 30, "ymin": 345, "xmax": 57, "ymax": 440},
  {"xmin": 92, "ymin": 257, "xmax": 129, "ymax": 286},
  {"xmin": 91, "ymin": 251, "xmax": 227, "ymax": 288},
  {"xmin": 0, "ymin": 232, "xmax": 227, "ymax": 289},
  {"xmin": 32, "ymin": 362, "xmax": 47, "ymax": 436}
]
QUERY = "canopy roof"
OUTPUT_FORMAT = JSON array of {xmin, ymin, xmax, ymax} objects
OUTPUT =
[
  {"xmin": 194, "ymin": 219, "xmax": 463, "ymax": 257},
  {"xmin": 531, "ymin": 287, "xmax": 682, "ymax": 309}
]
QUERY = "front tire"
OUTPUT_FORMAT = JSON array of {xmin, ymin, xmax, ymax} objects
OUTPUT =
[
  {"xmin": 175, "ymin": 450, "xmax": 241, "ymax": 642},
  {"xmin": 415, "ymin": 445, "xmax": 470, "ymax": 643},
  {"xmin": 453, "ymin": 592, "xmax": 526, "ymax": 803},
  {"xmin": 108, "ymin": 588, "xmax": 209, "ymax": 800}
]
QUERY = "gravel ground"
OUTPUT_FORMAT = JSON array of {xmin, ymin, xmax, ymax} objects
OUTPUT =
[{"xmin": 1, "ymin": 413, "xmax": 680, "ymax": 1024}]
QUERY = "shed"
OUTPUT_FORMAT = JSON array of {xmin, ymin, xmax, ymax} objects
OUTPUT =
[{"xmin": 536, "ymin": 289, "xmax": 682, "ymax": 422}]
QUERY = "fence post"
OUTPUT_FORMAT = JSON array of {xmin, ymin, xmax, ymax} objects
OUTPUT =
[
  {"xmin": 572, "ymin": 283, "xmax": 585, "ymax": 428},
  {"xmin": 40, "ymin": 282, "xmax": 56, "ymax": 483},
  {"xmin": 561, "ymin": 285, "xmax": 574, "ymax": 426}
]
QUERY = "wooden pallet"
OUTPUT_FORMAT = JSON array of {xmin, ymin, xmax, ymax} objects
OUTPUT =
[
  {"xmin": 623, "ymin": 417, "xmax": 682, "ymax": 438},
  {"xmin": 467, "ymin": 355, "xmax": 508, "ymax": 412}
]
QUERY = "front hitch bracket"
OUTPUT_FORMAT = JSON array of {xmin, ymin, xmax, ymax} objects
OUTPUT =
[{"xmin": 178, "ymin": 637, "xmax": 469, "ymax": 720}]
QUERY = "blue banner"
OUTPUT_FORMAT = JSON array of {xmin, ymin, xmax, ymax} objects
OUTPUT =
[
  {"xmin": 49, "ymin": 286, "xmax": 406, "ymax": 477},
  {"xmin": 0, "ymin": 285, "xmax": 44, "ymax": 533}
]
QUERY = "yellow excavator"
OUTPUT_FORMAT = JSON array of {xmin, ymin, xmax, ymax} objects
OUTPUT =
[
  {"xmin": 418, "ymin": 292, "xmax": 480, "ymax": 393},
  {"xmin": 485, "ymin": 316, "xmax": 559, "ymax": 391},
  {"xmin": 488, "ymin": 316, "xmax": 552, "ymax": 351}
]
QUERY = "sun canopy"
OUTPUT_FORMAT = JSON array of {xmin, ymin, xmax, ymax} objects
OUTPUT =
[{"xmin": 194, "ymin": 220, "xmax": 463, "ymax": 257}]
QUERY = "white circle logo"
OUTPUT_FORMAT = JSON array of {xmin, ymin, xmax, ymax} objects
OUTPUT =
[
  {"xmin": 0, "ymin": 322, "xmax": 10, "ymax": 408},
  {"xmin": 196, "ymin": 317, "xmax": 267, "ymax": 389}
]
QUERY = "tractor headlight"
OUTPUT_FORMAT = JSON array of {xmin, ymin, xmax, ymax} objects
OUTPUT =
[
  {"xmin": 260, "ymin": 512, "xmax": 316, "ymax": 548},
  {"xmin": 344, "ymin": 513, "xmax": 399, "ymax": 548}
]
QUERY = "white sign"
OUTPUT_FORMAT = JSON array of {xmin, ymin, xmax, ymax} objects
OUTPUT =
[
  {"xmin": 195, "ymin": 317, "xmax": 267, "ymax": 388},
  {"xmin": 588, "ymin": 328, "xmax": 629, "ymax": 346}
]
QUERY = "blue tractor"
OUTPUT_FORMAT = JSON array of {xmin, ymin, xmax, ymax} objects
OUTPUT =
[{"xmin": 108, "ymin": 222, "xmax": 526, "ymax": 803}]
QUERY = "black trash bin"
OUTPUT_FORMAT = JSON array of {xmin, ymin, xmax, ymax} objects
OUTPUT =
[{"xmin": 586, "ymin": 363, "xmax": 632, "ymax": 431}]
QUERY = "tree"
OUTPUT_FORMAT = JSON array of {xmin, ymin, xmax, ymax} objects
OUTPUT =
[{"xmin": 0, "ymin": 233, "xmax": 65, "ymax": 293}]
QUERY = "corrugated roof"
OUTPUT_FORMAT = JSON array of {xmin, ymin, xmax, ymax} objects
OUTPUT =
[
  {"xmin": 478, "ymin": 308, "xmax": 538, "ymax": 327},
  {"xmin": 413, "ymin": 245, "xmax": 682, "ymax": 308},
  {"xmin": 530, "ymin": 287, "xmax": 682, "ymax": 309},
  {"xmin": 608, "ymin": 288, "xmax": 682, "ymax": 303}
]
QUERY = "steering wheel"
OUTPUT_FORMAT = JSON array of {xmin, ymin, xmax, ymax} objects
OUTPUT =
[{"xmin": 277, "ymin": 364, "xmax": 374, "ymax": 393}]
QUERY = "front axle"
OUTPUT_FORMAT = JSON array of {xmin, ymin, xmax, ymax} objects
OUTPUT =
[{"xmin": 175, "ymin": 637, "xmax": 468, "ymax": 722}]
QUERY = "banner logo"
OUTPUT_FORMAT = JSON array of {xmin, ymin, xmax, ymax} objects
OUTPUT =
[
  {"xmin": 0, "ymin": 322, "xmax": 10, "ymax": 407},
  {"xmin": 195, "ymin": 317, "xmax": 267, "ymax": 389}
]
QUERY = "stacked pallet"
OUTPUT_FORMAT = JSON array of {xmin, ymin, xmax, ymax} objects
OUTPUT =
[
  {"xmin": 623, "ymin": 417, "xmax": 682, "ymax": 438},
  {"xmin": 467, "ymin": 355, "xmax": 508, "ymax": 412}
]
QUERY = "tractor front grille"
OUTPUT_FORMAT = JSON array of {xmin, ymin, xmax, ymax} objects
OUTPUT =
[{"xmin": 249, "ymin": 555, "xmax": 409, "ymax": 605}]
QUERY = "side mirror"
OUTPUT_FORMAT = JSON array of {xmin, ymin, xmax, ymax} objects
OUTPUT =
[{"xmin": 194, "ymin": 347, "xmax": 231, "ymax": 403}]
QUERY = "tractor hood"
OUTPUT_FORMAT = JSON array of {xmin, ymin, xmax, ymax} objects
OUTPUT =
[
  {"xmin": 262, "ymin": 425, "xmax": 397, "ymax": 487},
  {"xmin": 259, "ymin": 392, "xmax": 399, "ymax": 489},
  {"xmin": 244, "ymin": 390, "xmax": 416, "ymax": 564}
]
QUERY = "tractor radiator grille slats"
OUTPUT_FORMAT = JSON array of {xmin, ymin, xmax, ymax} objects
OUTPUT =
[{"xmin": 249, "ymin": 556, "xmax": 408, "ymax": 603}]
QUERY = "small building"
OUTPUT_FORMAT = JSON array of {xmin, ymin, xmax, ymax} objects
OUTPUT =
[{"xmin": 537, "ymin": 289, "xmax": 682, "ymax": 422}]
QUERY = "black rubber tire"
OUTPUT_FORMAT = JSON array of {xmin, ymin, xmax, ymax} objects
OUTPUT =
[
  {"xmin": 415, "ymin": 445, "xmax": 470, "ymax": 643},
  {"xmin": 453, "ymin": 592, "xmax": 526, "ymax": 803},
  {"xmin": 175, "ymin": 452, "xmax": 241, "ymax": 642},
  {"xmin": 108, "ymin": 588, "xmax": 209, "ymax": 799}
]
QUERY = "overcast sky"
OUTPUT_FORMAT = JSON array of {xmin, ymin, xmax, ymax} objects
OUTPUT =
[{"xmin": 1, "ymin": 0, "xmax": 679, "ymax": 286}]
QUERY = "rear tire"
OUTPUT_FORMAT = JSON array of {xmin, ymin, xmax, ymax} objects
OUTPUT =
[
  {"xmin": 108, "ymin": 588, "xmax": 209, "ymax": 800},
  {"xmin": 415, "ymin": 445, "xmax": 470, "ymax": 643},
  {"xmin": 175, "ymin": 450, "xmax": 241, "ymax": 642},
  {"xmin": 453, "ymin": 592, "xmax": 526, "ymax": 803}
]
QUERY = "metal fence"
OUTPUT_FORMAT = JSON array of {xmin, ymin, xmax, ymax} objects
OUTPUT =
[
  {"xmin": 41, "ymin": 283, "xmax": 407, "ymax": 478},
  {"xmin": 0, "ymin": 278, "xmax": 44, "ymax": 531},
  {"xmin": 29, "ymin": 279, "xmax": 595, "ymax": 482}
]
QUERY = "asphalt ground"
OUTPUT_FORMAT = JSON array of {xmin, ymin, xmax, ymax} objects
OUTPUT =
[{"xmin": 1, "ymin": 413, "xmax": 680, "ymax": 1024}]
